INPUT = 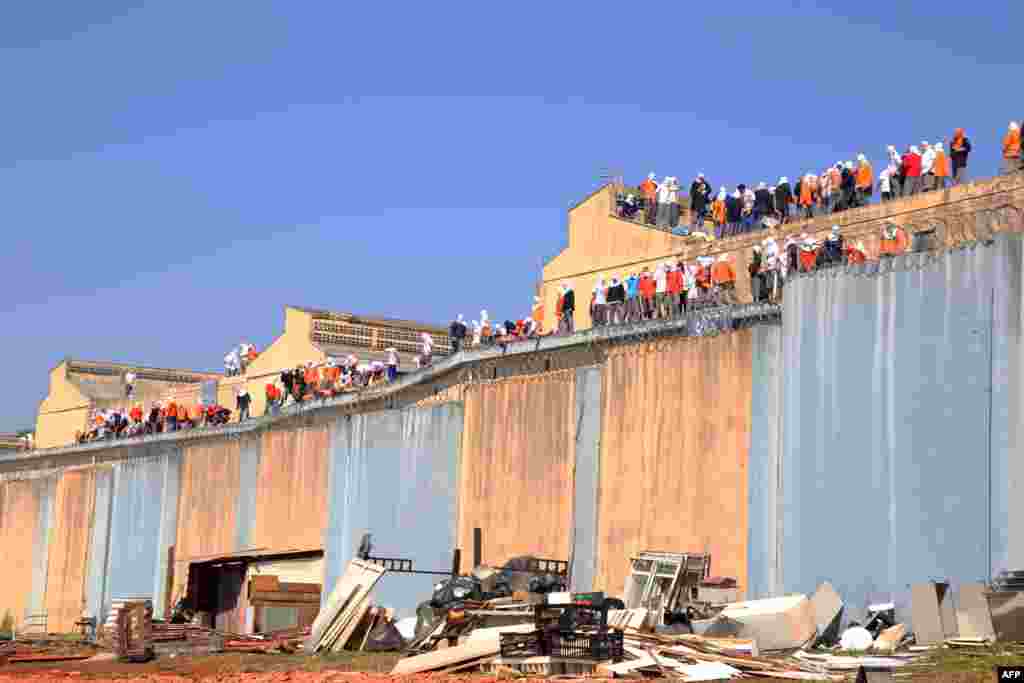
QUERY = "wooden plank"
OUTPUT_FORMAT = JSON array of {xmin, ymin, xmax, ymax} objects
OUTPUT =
[
  {"xmin": 249, "ymin": 591, "xmax": 321, "ymax": 603},
  {"xmin": 309, "ymin": 559, "xmax": 386, "ymax": 650},
  {"xmin": 331, "ymin": 600, "xmax": 372, "ymax": 652},
  {"xmin": 390, "ymin": 632, "xmax": 501, "ymax": 675},
  {"xmin": 250, "ymin": 575, "xmax": 281, "ymax": 593},
  {"xmin": 279, "ymin": 582, "xmax": 322, "ymax": 594},
  {"xmin": 315, "ymin": 584, "xmax": 361, "ymax": 652},
  {"xmin": 359, "ymin": 609, "xmax": 380, "ymax": 651}
]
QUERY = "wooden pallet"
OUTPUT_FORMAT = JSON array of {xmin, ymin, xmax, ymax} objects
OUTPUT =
[{"xmin": 479, "ymin": 656, "xmax": 598, "ymax": 676}]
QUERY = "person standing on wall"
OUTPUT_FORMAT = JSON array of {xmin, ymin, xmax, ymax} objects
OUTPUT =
[
  {"xmin": 237, "ymin": 388, "xmax": 251, "ymax": 422},
  {"xmin": 855, "ymin": 155, "xmax": 873, "ymax": 207},
  {"xmin": 559, "ymin": 283, "xmax": 575, "ymax": 334},
  {"xmin": 933, "ymin": 143, "xmax": 950, "ymax": 190},
  {"xmin": 640, "ymin": 172, "xmax": 658, "ymax": 225},
  {"xmin": 123, "ymin": 371, "xmax": 136, "ymax": 399},
  {"xmin": 1002, "ymin": 122, "xmax": 1021, "ymax": 174},
  {"xmin": 902, "ymin": 146, "xmax": 922, "ymax": 196},
  {"xmin": 449, "ymin": 314, "xmax": 467, "ymax": 353},
  {"xmin": 690, "ymin": 175, "xmax": 711, "ymax": 226},
  {"xmin": 949, "ymin": 129, "xmax": 971, "ymax": 184},
  {"xmin": 886, "ymin": 146, "xmax": 904, "ymax": 197},
  {"xmin": 385, "ymin": 347, "xmax": 399, "ymax": 382}
]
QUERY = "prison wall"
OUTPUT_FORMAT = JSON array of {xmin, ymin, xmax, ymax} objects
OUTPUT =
[{"xmin": 2, "ymin": 188, "xmax": 1023, "ymax": 633}]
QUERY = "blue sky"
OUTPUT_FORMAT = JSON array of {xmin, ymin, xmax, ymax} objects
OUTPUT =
[{"xmin": 2, "ymin": 1, "xmax": 1021, "ymax": 431}]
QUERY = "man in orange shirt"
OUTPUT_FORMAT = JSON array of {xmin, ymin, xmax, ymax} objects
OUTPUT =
[
  {"xmin": 879, "ymin": 223, "xmax": 908, "ymax": 256},
  {"xmin": 639, "ymin": 172, "xmax": 658, "ymax": 225},
  {"xmin": 165, "ymin": 400, "xmax": 178, "ymax": 432},
  {"xmin": 711, "ymin": 254, "xmax": 737, "ymax": 305},
  {"xmin": 855, "ymin": 154, "xmax": 873, "ymax": 207},
  {"xmin": 1003, "ymin": 122, "xmax": 1021, "ymax": 174},
  {"xmin": 932, "ymin": 143, "xmax": 950, "ymax": 190}
]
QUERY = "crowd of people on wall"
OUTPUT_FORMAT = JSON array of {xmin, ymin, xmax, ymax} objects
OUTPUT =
[
  {"xmin": 77, "ymin": 346, "xmax": 426, "ymax": 444},
  {"xmin": 447, "ymin": 308, "xmax": 548, "ymax": 354},
  {"xmin": 549, "ymin": 221, "xmax": 911, "ymax": 334},
  {"xmin": 616, "ymin": 122, "xmax": 1024, "ymax": 240}
]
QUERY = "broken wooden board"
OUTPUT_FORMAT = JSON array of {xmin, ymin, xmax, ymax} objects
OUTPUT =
[
  {"xmin": 705, "ymin": 594, "xmax": 815, "ymax": 651},
  {"xmin": 872, "ymin": 624, "xmax": 906, "ymax": 653},
  {"xmin": 810, "ymin": 582, "xmax": 844, "ymax": 645},
  {"xmin": 391, "ymin": 631, "xmax": 501, "ymax": 676},
  {"xmin": 309, "ymin": 559, "xmax": 386, "ymax": 652},
  {"xmin": 330, "ymin": 599, "xmax": 373, "ymax": 652},
  {"xmin": 608, "ymin": 608, "xmax": 649, "ymax": 631},
  {"xmin": 955, "ymin": 582, "xmax": 996, "ymax": 640}
]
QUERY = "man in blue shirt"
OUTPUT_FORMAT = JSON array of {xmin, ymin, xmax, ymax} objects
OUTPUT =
[{"xmin": 625, "ymin": 272, "xmax": 640, "ymax": 323}]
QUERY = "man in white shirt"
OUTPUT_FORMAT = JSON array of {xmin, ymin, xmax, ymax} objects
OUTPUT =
[
  {"xmin": 124, "ymin": 371, "xmax": 136, "ymax": 398},
  {"xmin": 654, "ymin": 264, "xmax": 669, "ymax": 319},
  {"xmin": 592, "ymin": 279, "xmax": 607, "ymax": 327},
  {"xmin": 920, "ymin": 141, "xmax": 936, "ymax": 192}
]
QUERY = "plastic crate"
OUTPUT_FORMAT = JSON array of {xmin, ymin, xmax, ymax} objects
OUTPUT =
[
  {"xmin": 499, "ymin": 632, "xmax": 543, "ymax": 658},
  {"xmin": 499, "ymin": 630, "xmax": 623, "ymax": 661},
  {"xmin": 552, "ymin": 631, "xmax": 623, "ymax": 661}
]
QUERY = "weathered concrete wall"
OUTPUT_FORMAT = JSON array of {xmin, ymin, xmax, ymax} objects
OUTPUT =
[
  {"xmin": 595, "ymin": 333, "xmax": 753, "ymax": 599},
  {"xmin": 542, "ymin": 174, "xmax": 1024, "ymax": 333},
  {"xmin": 5, "ymin": 195, "xmax": 1023, "ymax": 630}
]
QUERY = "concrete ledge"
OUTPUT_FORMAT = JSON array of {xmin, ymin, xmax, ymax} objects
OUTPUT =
[{"xmin": 1, "ymin": 303, "xmax": 781, "ymax": 469}]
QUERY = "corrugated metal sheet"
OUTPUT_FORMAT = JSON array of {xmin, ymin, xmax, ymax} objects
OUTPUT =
[
  {"xmin": 570, "ymin": 366, "xmax": 602, "ymax": 592},
  {"xmin": 85, "ymin": 467, "xmax": 113, "ymax": 622},
  {"xmin": 779, "ymin": 235, "xmax": 1021, "ymax": 623},
  {"xmin": 595, "ymin": 333, "xmax": 753, "ymax": 600},
  {"xmin": 29, "ymin": 476, "xmax": 56, "ymax": 619},
  {"xmin": 103, "ymin": 451, "xmax": 181, "ymax": 621},
  {"xmin": 235, "ymin": 435, "xmax": 261, "ymax": 551},
  {"xmin": 0, "ymin": 478, "xmax": 51, "ymax": 628},
  {"xmin": 253, "ymin": 427, "xmax": 329, "ymax": 552},
  {"xmin": 324, "ymin": 403, "xmax": 463, "ymax": 617},
  {"xmin": 458, "ymin": 373, "xmax": 576, "ymax": 568},
  {"xmin": 45, "ymin": 469, "xmax": 96, "ymax": 633},
  {"xmin": 173, "ymin": 439, "xmax": 241, "ymax": 604},
  {"xmin": 746, "ymin": 324, "xmax": 783, "ymax": 599}
]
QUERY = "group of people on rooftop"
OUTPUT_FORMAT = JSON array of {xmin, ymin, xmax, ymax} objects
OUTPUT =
[
  {"xmin": 77, "ymin": 399, "xmax": 236, "ymax": 443},
  {"xmin": 562, "ymin": 220, "xmax": 910, "ymax": 334},
  {"xmin": 617, "ymin": 122, "xmax": 1024, "ymax": 240}
]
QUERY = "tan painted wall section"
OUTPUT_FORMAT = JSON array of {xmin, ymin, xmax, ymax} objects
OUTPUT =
[
  {"xmin": 458, "ymin": 372, "xmax": 576, "ymax": 566},
  {"xmin": 34, "ymin": 364, "xmax": 91, "ymax": 449},
  {"xmin": 173, "ymin": 439, "xmax": 241, "ymax": 602},
  {"xmin": 0, "ymin": 480, "xmax": 40, "ymax": 629},
  {"xmin": 45, "ymin": 469, "xmax": 96, "ymax": 633},
  {"xmin": 253, "ymin": 427, "xmax": 330, "ymax": 552},
  {"xmin": 595, "ymin": 332, "xmax": 753, "ymax": 599}
]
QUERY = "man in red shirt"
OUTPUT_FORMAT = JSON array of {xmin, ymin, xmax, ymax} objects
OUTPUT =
[
  {"xmin": 639, "ymin": 172, "xmax": 658, "ymax": 225},
  {"xmin": 666, "ymin": 264, "xmax": 683, "ymax": 317},
  {"xmin": 901, "ymin": 146, "xmax": 922, "ymax": 197},
  {"xmin": 638, "ymin": 267, "xmax": 656, "ymax": 320}
]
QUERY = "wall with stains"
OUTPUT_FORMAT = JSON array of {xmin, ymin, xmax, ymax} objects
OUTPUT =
[
  {"xmin": 254, "ymin": 427, "xmax": 329, "ymax": 552},
  {"xmin": 45, "ymin": 469, "xmax": 96, "ymax": 633},
  {"xmin": 458, "ymin": 372, "xmax": 577, "ymax": 567},
  {"xmin": 594, "ymin": 333, "xmax": 754, "ymax": 599}
]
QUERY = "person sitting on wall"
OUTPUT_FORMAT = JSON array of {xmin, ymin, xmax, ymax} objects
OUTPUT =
[
  {"xmin": 818, "ymin": 226, "xmax": 845, "ymax": 267},
  {"xmin": 799, "ymin": 235, "xmax": 818, "ymax": 272},
  {"xmin": 879, "ymin": 222, "xmax": 909, "ymax": 256},
  {"xmin": 846, "ymin": 240, "xmax": 867, "ymax": 265}
]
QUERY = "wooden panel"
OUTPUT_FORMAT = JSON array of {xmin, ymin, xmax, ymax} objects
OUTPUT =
[
  {"xmin": 458, "ymin": 371, "xmax": 576, "ymax": 568},
  {"xmin": 253, "ymin": 427, "xmax": 329, "ymax": 551},
  {"xmin": 0, "ymin": 480, "xmax": 40, "ymax": 629},
  {"xmin": 45, "ymin": 469, "xmax": 96, "ymax": 633},
  {"xmin": 595, "ymin": 332, "xmax": 753, "ymax": 599},
  {"xmin": 173, "ymin": 439, "xmax": 241, "ymax": 603}
]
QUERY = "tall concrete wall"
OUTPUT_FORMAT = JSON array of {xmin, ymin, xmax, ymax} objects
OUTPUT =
[{"xmin": 1, "ymin": 232, "xmax": 1021, "ymax": 634}]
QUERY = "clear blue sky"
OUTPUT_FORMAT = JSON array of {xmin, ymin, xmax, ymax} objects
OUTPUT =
[{"xmin": 3, "ymin": 1, "xmax": 1021, "ymax": 431}]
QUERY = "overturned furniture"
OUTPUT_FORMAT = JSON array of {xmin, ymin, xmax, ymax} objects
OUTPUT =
[{"xmin": 623, "ymin": 551, "xmax": 713, "ymax": 623}]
